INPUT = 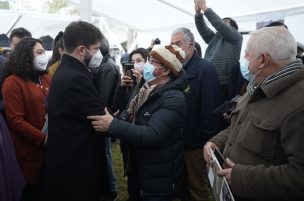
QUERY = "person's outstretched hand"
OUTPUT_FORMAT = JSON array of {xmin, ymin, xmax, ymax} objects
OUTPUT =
[{"xmin": 87, "ymin": 108, "xmax": 114, "ymax": 132}]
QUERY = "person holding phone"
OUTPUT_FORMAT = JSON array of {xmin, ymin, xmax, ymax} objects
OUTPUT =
[
  {"xmin": 113, "ymin": 47, "xmax": 151, "ymax": 201},
  {"xmin": 113, "ymin": 48, "xmax": 149, "ymax": 112}
]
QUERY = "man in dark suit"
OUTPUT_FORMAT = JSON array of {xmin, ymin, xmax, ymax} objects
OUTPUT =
[{"xmin": 43, "ymin": 21, "xmax": 108, "ymax": 201}]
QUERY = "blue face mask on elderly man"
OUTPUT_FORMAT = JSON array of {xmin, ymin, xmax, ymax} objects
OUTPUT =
[{"xmin": 239, "ymin": 55, "xmax": 261, "ymax": 82}]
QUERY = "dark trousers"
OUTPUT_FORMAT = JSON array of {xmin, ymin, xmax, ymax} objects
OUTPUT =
[
  {"xmin": 180, "ymin": 148, "xmax": 210, "ymax": 201},
  {"xmin": 142, "ymin": 196, "xmax": 172, "ymax": 201},
  {"xmin": 20, "ymin": 183, "xmax": 42, "ymax": 201},
  {"xmin": 127, "ymin": 173, "xmax": 142, "ymax": 201}
]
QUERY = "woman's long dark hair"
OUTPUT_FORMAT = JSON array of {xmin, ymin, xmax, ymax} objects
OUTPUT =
[
  {"xmin": 4, "ymin": 37, "xmax": 47, "ymax": 80},
  {"xmin": 48, "ymin": 31, "xmax": 64, "ymax": 67}
]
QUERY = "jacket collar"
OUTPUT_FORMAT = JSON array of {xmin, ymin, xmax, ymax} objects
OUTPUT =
[
  {"xmin": 261, "ymin": 62, "xmax": 304, "ymax": 98},
  {"xmin": 183, "ymin": 52, "xmax": 199, "ymax": 78},
  {"xmin": 249, "ymin": 63, "xmax": 304, "ymax": 102},
  {"xmin": 61, "ymin": 54, "xmax": 93, "ymax": 78}
]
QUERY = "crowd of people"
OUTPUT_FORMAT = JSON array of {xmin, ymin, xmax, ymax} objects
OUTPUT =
[{"xmin": 0, "ymin": 0, "xmax": 304, "ymax": 201}]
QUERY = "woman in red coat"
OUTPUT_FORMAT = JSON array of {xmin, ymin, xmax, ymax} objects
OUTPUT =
[{"xmin": 2, "ymin": 37, "xmax": 51, "ymax": 201}]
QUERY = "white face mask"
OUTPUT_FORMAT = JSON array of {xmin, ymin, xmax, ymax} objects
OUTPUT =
[
  {"xmin": 34, "ymin": 54, "xmax": 48, "ymax": 71},
  {"xmin": 87, "ymin": 49, "xmax": 103, "ymax": 68},
  {"xmin": 134, "ymin": 62, "xmax": 144, "ymax": 74}
]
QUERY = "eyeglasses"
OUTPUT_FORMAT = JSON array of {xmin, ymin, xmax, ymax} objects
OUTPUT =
[{"xmin": 148, "ymin": 58, "xmax": 161, "ymax": 65}]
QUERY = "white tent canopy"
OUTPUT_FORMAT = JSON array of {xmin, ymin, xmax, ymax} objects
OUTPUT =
[
  {"xmin": 0, "ymin": 9, "xmax": 79, "ymax": 39},
  {"xmin": 70, "ymin": 0, "xmax": 304, "ymax": 32},
  {"xmin": 1, "ymin": 0, "xmax": 304, "ymax": 50}
]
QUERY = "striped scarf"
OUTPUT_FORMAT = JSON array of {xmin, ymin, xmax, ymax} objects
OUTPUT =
[
  {"xmin": 248, "ymin": 59, "xmax": 303, "ymax": 95},
  {"xmin": 127, "ymin": 79, "xmax": 169, "ymax": 122}
]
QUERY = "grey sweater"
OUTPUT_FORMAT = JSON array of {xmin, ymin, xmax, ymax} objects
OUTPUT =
[{"xmin": 195, "ymin": 8, "xmax": 243, "ymax": 85}]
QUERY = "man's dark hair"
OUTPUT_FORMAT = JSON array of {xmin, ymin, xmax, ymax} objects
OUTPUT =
[
  {"xmin": 100, "ymin": 37, "xmax": 110, "ymax": 57},
  {"xmin": 265, "ymin": 21, "xmax": 288, "ymax": 29},
  {"xmin": 4, "ymin": 37, "xmax": 46, "ymax": 80},
  {"xmin": 9, "ymin": 27, "xmax": 32, "ymax": 42},
  {"xmin": 63, "ymin": 21, "xmax": 104, "ymax": 53},
  {"xmin": 129, "ymin": 48, "xmax": 149, "ymax": 63},
  {"xmin": 223, "ymin": 17, "xmax": 238, "ymax": 30}
]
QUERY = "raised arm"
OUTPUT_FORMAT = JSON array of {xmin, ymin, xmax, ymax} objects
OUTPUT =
[
  {"xmin": 194, "ymin": 0, "xmax": 215, "ymax": 44},
  {"xmin": 195, "ymin": 0, "xmax": 242, "ymax": 43},
  {"xmin": 204, "ymin": 8, "xmax": 242, "ymax": 43}
]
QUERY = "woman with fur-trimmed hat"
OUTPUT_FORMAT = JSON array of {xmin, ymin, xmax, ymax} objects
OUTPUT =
[{"xmin": 88, "ymin": 44, "xmax": 188, "ymax": 201}]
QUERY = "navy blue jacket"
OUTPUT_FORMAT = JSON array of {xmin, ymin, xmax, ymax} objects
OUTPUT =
[
  {"xmin": 109, "ymin": 70, "xmax": 188, "ymax": 196},
  {"xmin": 183, "ymin": 52, "xmax": 222, "ymax": 149}
]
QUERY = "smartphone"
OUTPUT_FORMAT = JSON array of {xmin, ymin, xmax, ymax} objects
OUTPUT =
[
  {"xmin": 123, "ymin": 63, "xmax": 136, "ymax": 83},
  {"xmin": 214, "ymin": 149, "xmax": 229, "ymax": 169},
  {"xmin": 123, "ymin": 63, "xmax": 133, "ymax": 73}
]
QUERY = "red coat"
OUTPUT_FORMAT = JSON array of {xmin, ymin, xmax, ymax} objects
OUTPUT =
[{"xmin": 2, "ymin": 74, "xmax": 51, "ymax": 184}]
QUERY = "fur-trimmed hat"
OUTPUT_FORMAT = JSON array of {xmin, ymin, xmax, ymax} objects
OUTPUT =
[{"xmin": 150, "ymin": 44, "xmax": 185, "ymax": 76}]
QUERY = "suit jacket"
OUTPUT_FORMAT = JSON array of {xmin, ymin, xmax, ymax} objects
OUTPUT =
[{"xmin": 43, "ymin": 54, "xmax": 107, "ymax": 201}]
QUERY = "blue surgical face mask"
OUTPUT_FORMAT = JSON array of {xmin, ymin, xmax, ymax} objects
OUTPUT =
[
  {"xmin": 239, "ymin": 55, "xmax": 260, "ymax": 82},
  {"xmin": 143, "ymin": 62, "xmax": 166, "ymax": 82},
  {"xmin": 239, "ymin": 57, "xmax": 253, "ymax": 82},
  {"xmin": 143, "ymin": 62, "xmax": 156, "ymax": 82}
]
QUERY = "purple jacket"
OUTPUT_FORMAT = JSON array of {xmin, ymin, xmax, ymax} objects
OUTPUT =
[{"xmin": 0, "ymin": 114, "xmax": 24, "ymax": 201}]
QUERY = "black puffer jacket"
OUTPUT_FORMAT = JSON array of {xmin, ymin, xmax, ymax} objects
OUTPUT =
[{"xmin": 109, "ymin": 70, "xmax": 188, "ymax": 196}]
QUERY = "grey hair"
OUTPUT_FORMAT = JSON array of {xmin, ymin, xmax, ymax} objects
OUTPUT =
[
  {"xmin": 100, "ymin": 37, "xmax": 110, "ymax": 56},
  {"xmin": 172, "ymin": 27, "xmax": 195, "ymax": 44},
  {"xmin": 247, "ymin": 27, "xmax": 296, "ymax": 65}
]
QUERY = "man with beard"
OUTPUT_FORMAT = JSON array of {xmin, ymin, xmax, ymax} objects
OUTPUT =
[{"xmin": 43, "ymin": 21, "xmax": 108, "ymax": 201}]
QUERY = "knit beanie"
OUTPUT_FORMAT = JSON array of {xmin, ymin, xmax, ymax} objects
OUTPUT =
[{"xmin": 150, "ymin": 44, "xmax": 185, "ymax": 76}]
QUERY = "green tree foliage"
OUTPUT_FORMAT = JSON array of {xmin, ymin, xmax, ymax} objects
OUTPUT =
[
  {"xmin": 48, "ymin": 0, "xmax": 65, "ymax": 13},
  {"xmin": 0, "ymin": 1, "xmax": 10, "ymax": 9}
]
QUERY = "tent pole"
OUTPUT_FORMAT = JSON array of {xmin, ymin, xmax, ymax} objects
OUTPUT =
[
  {"xmin": 6, "ymin": 15, "xmax": 22, "ymax": 35},
  {"xmin": 80, "ymin": 0, "xmax": 92, "ymax": 22}
]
